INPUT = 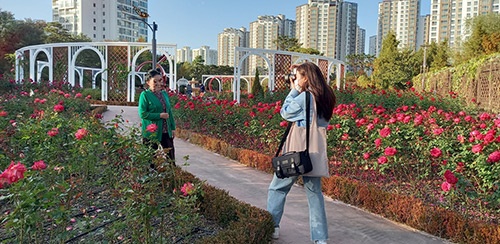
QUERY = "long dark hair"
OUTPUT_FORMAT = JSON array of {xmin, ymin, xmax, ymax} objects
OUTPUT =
[{"xmin": 296, "ymin": 62, "xmax": 336, "ymax": 121}]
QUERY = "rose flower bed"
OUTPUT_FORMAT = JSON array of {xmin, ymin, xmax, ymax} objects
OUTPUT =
[
  {"xmin": 0, "ymin": 78, "xmax": 273, "ymax": 243},
  {"xmin": 171, "ymin": 86, "xmax": 500, "ymax": 243}
]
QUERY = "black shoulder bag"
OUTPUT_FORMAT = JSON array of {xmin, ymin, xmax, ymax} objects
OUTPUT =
[{"xmin": 272, "ymin": 91, "xmax": 313, "ymax": 179}]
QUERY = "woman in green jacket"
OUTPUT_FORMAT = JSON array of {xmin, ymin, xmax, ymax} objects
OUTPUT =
[{"xmin": 138, "ymin": 69, "xmax": 176, "ymax": 165}]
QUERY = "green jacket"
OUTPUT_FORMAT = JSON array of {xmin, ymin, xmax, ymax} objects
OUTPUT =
[{"xmin": 138, "ymin": 89, "xmax": 176, "ymax": 142}]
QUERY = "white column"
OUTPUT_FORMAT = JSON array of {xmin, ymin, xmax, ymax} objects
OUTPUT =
[
  {"xmin": 49, "ymin": 47, "xmax": 54, "ymax": 83},
  {"xmin": 29, "ymin": 49, "xmax": 35, "ymax": 82}
]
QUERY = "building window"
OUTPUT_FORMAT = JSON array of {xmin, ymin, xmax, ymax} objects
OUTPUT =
[
  {"xmin": 103, "ymin": 35, "xmax": 106, "ymax": 39},
  {"xmin": 103, "ymin": 4, "xmax": 105, "ymax": 8},
  {"xmin": 103, "ymin": 12, "xmax": 105, "ymax": 16},
  {"xmin": 93, "ymin": 3, "xmax": 96, "ymax": 7},
  {"xmin": 93, "ymin": 34, "xmax": 96, "ymax": 38},
  {"xmin": 103, "ymin": 19, "xmax": 105, "ymax": 23},
  {"xmin": 93, "ymin": 19, "xmax": 96, "ymax": 23},
  {"xmin": 93, "ymin": 26, "xmax": 96, "ymax": 30},
  {"xmin": 103, "ymin": 27, "xmax": 105, "ymax": 31}
]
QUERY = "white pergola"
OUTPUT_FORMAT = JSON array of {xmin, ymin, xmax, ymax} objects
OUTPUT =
[
  {"xmin": 233, "ymin": 47, "xmax": 345, "ymax": 103},
  {"xmin": 15, "ymin": 42, "xmax": 177, "ymax": 102}
]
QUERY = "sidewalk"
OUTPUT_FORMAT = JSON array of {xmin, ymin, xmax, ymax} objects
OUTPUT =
[{"xmin": 103, "ymin": 106, "xmax": 451, "ymax": 244}]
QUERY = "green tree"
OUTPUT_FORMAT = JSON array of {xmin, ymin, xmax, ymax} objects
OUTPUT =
[
  {"xmin": 346, "ymin": 53, "xmax": 376, "ymax": 77},
  {"xmin": 431, "ymin": 40, "xmax": 450, "ymax": 70},
  {"xmin": 372, "ymin": 31, "xmax": 419, "ymax": 89},
  {"xmin": 290, "ymin": 47, "xmax": 322, "ymax": 55},
  {"xmin": 273, "ymin": 36, "xmax": 301, "ymax": 51},
  {"xmin": 460, "ymin": 13, "xmax": 500, "ymax": 62},
  {"xmin": 251, "ymin": 68, "xmax": 263, "ymax": 97},
  {"xmin": 191, "ymin": 55, "xmax": 206, "ymax": 81},
  {"xmin": 44, "ymin": 22, "xmax": 91, "ymax": 43}
]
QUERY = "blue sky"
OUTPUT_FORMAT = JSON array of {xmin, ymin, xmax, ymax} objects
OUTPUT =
[{"xmin": 0, "ymin": 0, "xmax": 431, "ymax": 51}]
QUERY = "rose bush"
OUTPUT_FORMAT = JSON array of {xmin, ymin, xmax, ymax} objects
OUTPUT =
[
  {"xmin": 0, "ymin": 80, "xmax": 211, "ymax": 243},
  {"xmin": 171, "ymin": 86, "xmax": 499, "ymax": 224}
]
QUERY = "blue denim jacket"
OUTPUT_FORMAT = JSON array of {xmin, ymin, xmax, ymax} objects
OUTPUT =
[{"xmin": 280, "ymin": 89, "xmax": 329, "ymax": 128}]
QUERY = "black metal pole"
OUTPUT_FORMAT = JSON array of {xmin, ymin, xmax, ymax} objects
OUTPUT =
[{"xmin": 152, "ymin": 21, "xmax": 157, "ymax": 70}]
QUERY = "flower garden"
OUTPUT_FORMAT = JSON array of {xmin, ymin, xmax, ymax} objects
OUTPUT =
[
  {"xmin": 0, "ymin": 78, "xmax": 273, "ymax": 243},
  {"xmin": 170, "ymin": 86, "xmax": 500, "ymax": 243}
]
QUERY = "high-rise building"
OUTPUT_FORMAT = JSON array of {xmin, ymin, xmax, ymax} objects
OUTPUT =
[
  {"xmin": 52, "ymin": 0, "xmax": 149, "ymax": 42},
  {"xmin": 296, "ymin": 0, "xmax": 360, "ymax": 60},
  {"xmin": 338, "ymin": 2, "xmax": 359, "ymax": 60},
  {"xmin": 217, "ymin": 27, "xmax": 249, "ymax": 73},
  {"xmin": 377, "ymin": 0, "xmax": 421, "ymax": 53},
  {"xmin": 356, "ymin": 26, "xmax": 366, "ymax": 54},
  {"xmin": 248, "ymin": 15, "xmax": 295, "ymax": 74},
  {"xmin": 192, "ymin": 46, "xmax": 218, "ymax": 65},
  {"xmin": 177, "ymin": 46, "xmax": 192, "ymax": 63},
  {"xmin": 429, "ymin": 0, "xmax": 500, "ymax": 48},
  {"xmin": 416, "ymin": 14, "xmax": 431, "ymax": 49},
  {"xmin": 296, "ymin": 0, "xmax": 341, "ymax": 58},
  {"xmin": 369, "ymin": 35, "xmax": 378, "ymax": 55}
]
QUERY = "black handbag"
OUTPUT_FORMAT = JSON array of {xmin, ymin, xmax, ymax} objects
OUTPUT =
[{"xmin": 272, "ymin": 92, "xmax": 313, "ymax": 179}]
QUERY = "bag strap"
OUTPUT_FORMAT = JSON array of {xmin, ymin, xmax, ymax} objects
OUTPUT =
[{"xmin": 274, "ymin": 91, "xmax": 311, "ymax": 157}]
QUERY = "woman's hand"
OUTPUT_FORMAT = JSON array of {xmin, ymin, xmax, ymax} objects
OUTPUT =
[
  {"xmin": 160, "ymin": 113, "xmax": 169, "ymax": 119},
  {"xmin": 171, "ymin": 130, "xmax": 175, "ymax": 138}
]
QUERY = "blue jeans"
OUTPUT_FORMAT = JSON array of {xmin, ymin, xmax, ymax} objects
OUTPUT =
[{"xmin": 267, "ymin": 174, "xmax": 328, "ymax": 241}]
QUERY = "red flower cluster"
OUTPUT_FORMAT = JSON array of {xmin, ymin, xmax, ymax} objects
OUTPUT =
[
  {"xmin": 53, "ymin": 104, "xmax": 64, "ymax": 112},
  {"xmin": 0, "ymin": 162, "xmax": 27, "ymax": 188},
  {"xmin": 180, "ymin": 182, "xmax": 195, "ymax": 196},
  {"xmin": 47, "ymin": 128, "xmax": 59, "ymax": 137},
  {"xmin": 32, "ymin": 160, "xmax": 47, "ymax": 170}
]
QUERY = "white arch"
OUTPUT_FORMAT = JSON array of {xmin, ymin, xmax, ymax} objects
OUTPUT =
[
  {"xmin": 234, "ymin": 52, "xmax": 273, "ymax": 102},
  {"xmin": 294, "ymin": 57, "xmax": 313, "ymax": 64},
  {"xmin": 203, "ymin": 76, "xmax": 222, "ymax": 92},
  {"xmin": 70, "ymin": 46, "xmax": 106, "ymax": 87},
  {"xmin": 32, "ymin": 48, "xmax": 52, "ymax": 82},
  {"xmin": 130, "ymin": 48, "xmax": 175, "ymax": 102}
]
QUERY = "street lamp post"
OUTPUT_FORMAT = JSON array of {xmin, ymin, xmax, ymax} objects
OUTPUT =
[{"xmin": 130, "ymin": 16, "xmax": 158, "ymax": 70}]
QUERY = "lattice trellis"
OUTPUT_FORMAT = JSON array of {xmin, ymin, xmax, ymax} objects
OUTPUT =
[
  {"xmin": 476, "ymin": 61, "xmax": 500, "ymax": 112},
  {"xmin": 53, "ymin": 47, "xmax": 68, "ymax": 82},
  {"xmin": 318, "ymin": 59, "xmax": 329, "ymax": 82},
  {"xmin": 107, "ymin": 46, "xmax": 129, "ymax": 102},
  {"xmin": 274, "ymin": 54, "xmax": 292, "ymax": 91}
]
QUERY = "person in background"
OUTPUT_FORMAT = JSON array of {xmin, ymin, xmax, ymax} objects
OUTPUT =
[{"xmin": 138, "ymin": 69, "xmax": 176, "ymax": 165}]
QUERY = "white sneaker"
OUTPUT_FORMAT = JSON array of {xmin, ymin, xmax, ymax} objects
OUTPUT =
[
  {"xmin": 272, "ymin": 227, "xmax": 280, "ymax": 239},
  {"xmin": 314, "ymin": 240, "xmax": 327, "ymax": 244}
]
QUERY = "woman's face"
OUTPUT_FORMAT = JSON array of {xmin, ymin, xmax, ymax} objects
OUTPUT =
[
  {"xmin": 147, "ymin": 75, "xmax": 163, "ymax": 92},
  {"xmin": 295, "ymin": 70, "xmax": 307, "ymax": 88}
]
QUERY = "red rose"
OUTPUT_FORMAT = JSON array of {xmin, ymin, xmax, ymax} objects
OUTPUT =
[
  {"xmin": 0, "ymin": 110, "xmax": 7, "ymax": 117},
  {"xmin": 47, "ymin": 128, "xmax": 59, "ymax": 137},
  {"xmin": 384, "ymin": 147, "xmax": 397, "ymax": 156},
  {"xmin": 146, "ymin": 124, "xmax": 158, "ymax": 133},
  {"xmin": 32, "ymin": 160, "xmax": 47, "ymax": 170},
  {"xmin": 487, "ymin": 151, "xmax": 500, "ymax": 163},
  {"xmin": 374, "ymin": 138, "xmax": 382, "ymax": 148},
  {"xmin": 53, "ymin": 104, "xmax": 64, "ymax": 112},
  {"xmin": 3, "ymin": 162, "xmax": 27, "ymax": 184},
  {"xmin": 280, "ymin": 121, "xmax": 288, "ymax": 127},
  {"xmin": 444, "ymin": 170, "xmax": 458, "ymax": 184},
  {"xmin": 430, "ymin": 147, "xmax": 442, "ymax": 158},
  {"xmin": 326, "ymin": 124, "xmax": 334, "ymax": 131},
  {"xmin": 457, "ymin": 135, "xmax": 465, "ymax": 143}
]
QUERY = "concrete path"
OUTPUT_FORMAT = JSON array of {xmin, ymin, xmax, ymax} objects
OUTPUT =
[{"xmin": 103, "ymin": 106, "xmax": 452, "ymax": 244}]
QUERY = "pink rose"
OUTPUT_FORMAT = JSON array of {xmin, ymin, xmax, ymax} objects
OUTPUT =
[
  {"xmin": 75, "ymin": 128, "xmax": 88, "ymax": 140},
  {"xmin": 180, "ymin": 182, "xmax": 195, "ymax": 196},
  {"xmin": 0, "ymin": 110, "xmax": 7, "ymax": 117},
  {"xmin": 32, "ymin": 160, "xmax": 47, "ymax": 170},
  {"xmin": 75, "ymin": 93, "xmax": 82, "ymax": 98},
  {"xmin": 433, "ymin": 128, "xmax": 444, "ymax": 136},
  {"xmin": 441, "ymin": 182, "xmax": 452, "ymax": 192},
  {"xmin": 374, "ymin": 138, "xmax": 382, "ymax": 148},
  {"xmin": 363, "ymin": 153, "xmax": 371, "ymax": 160},
  {"xmin": 146, "ymin": 124, "xmax": 158, "ymax": 133},
  {"xmin": 487, "ymin": 151, "xmax": 500, "ymax": 163},
  {"xmin": 377, "ymin": 156, "xmax": 388, "ymax": 164},
  {"xmin": 379, "ymin": 127, "xmax": 391, "ymax": 138},
  {"xmin": 384, "ymin": 147, "xmax": 397, "ymax": 156},
  {"xmin": 430, "ymin": 147, "xmax": 442, "ymax": 158},
  {"xmin": 280, "ymin": 121, "xmax": 288, "ymax": 127},
  {"xmin": 3, "ymin": 162, "xmax": 27, "ymax": 184},
  {"xmin": 53, "ymin": 104, "xmax": 64, "ymax": 112},
  {"xmin": 471, "ymin": 144, "xmax": 483, "ymax": 154},
  {"xmin": 457, "ymin": 135, "xmax": 465, "ymax": 143}
]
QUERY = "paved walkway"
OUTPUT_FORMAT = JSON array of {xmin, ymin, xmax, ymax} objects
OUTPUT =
[{"xmin": 103, "ymin": 106, "xmax": 452, "ymax": 244}]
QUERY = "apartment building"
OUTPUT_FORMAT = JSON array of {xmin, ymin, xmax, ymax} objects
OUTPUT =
[
  {"xmin": 52, "ymin": 0, "xmax": 149, "ymax": 42},
  {"xmin": 429, "ymin": 0, "xmax": 500, "ymax": 48},
  {"xmin": 377, "ymin": 0, "xmax": 421, "ymax": 53}
]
